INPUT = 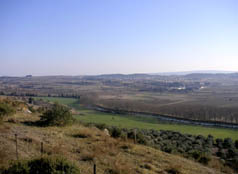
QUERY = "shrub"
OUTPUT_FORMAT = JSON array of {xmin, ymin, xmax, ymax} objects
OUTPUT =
[
  {"xmin": 28, "ymin": 97, "xmax": 34, "ymax": 104},
  {"xmin": 40, "ymin": 103, "xmax": 73, "ymax": 126},
  {"xmin": 223, "ymin": 138, "xmax": 233, "ymax": 149},
  {"xmin": 191, "ymin": 151, "xmax": 201, "ymax": 160},
  {"xmin": 0, "ymin": 102, "xmax": 15, "ymax": 121},
  {"xmin": 94, "ymin": 123, "xmax": 107, "ymax": 130},
  {"xmin": 3, "ymin": 156, "xmax": 80, "ymax": 174},
  {"xmin": 161, "ymin": 143, "xmax": 175, "ymax": 154},
  {"xmin": 110, "ymin": 127, "xmax": 122, "ymax": 138},
  {"xmin": 127, "ymin": 130, "xmax": 135, "ymax": 139},
  {"xmin": 215, "ymin": 138, "xmax": 223, "ymax": 149},
  {"xmin": 4, "ymin": 160, "xmax": 29, "ymax": 174},
  {"xmin": 166, "ymin": 165, "xmax": 181, "ymax": 174},
  {"xmin": 235, "ymin": 140, "xmax": 238, "ymax": 149},
  {"xmin": 206, "ymin": 135, "xmax": 214, "ymax": 147},
  {"xmin": 198, "ymin": 155, "xmax": 211, "ymax": 165},
  {"xmin": 216, "ymin": 150, "xmax": 226, "ymax": 159},
  {"xmin": 136, "ymin": 132, "xmax": 148, "ymax": 145},
  {"xmin": 226, "ymin": 148, "xmax": 238, "ymax": 159},
  {"xmin": 120, "ymin": 131, "xmax": 128, "ymax": 141},
  {"xmin": 177, "ymin": 147, "xmax": 185, "ymax": 153}
]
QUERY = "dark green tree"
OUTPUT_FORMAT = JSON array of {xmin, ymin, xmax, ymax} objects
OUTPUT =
[
  {"xmin": 28, "ymin": 97, "xmax": 34, "ymax": 104},
  {"xmin": 40, "ymin": 103, "xmax": 73, "ymax": 126}
]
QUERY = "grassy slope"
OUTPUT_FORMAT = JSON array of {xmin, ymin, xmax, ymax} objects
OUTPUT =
[
  {"xmin": 0, "ymin": 113, "xmax": 223, "ymax": 174},
  {"xmin": 35, "ymin": 97, "xmax": 238, "ymax": 140}
]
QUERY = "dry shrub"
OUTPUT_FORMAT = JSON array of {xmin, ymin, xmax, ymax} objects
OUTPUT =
[
  {"xmin": 80, "ymin": 151, "xmax": 95, "ymax": 162},
  {"xmin": 120, "ymin": 143, "xmax": 134, "ymax": 151},
  {"xmin": 105, "ymin": 168, "xmax": 120, "ymax": 174},
  {"xmin": 0, "ymin": 124, "xmax": 11, "ymax": 133},
  {"xmin": 208, "ymin": 158, "xmax": 222, "ymax": 170},
  {"xmin": 143, "ymin": 163, "xmax": 153, "ymax": 170},
  {"xmin": 166, "ymin": 164, "xmax": 182, "ymax": 174},
  {"xmin": 221, "ymin": 166, "xmax": 235, "ymax": 174},
  {"xmin": 44, "ymin": 142, "xmax": 67, "ymax": 156},
  {"xmin": 0, "ymin": 147, "xmax": 8, "ymax": 166},
  {"xmin": 73, "ymin": 128, "xmax": 93, "ymax": 139},
  {"xmin": 101, "ymin": 138, "xmax": 120, "ymax": 156},
  {"xmin": 20, "ymin": 137, "xmax": 33, "ymax": 143},
  {"xmin": 110, "ymin": 157, "xmax": 134, "ymax": 174},
  {"xmin": 105, "ymin": 162, "xmax": 133, "ymax": 174},
  {"xmin": 208, "ymin": 158, "xmax": 234, "ymax": 173},
  {"xmin": 3, "ymin": 155, "xmax": 80, "ymax": 174},
  {"xmin": 7, "ymin": 117, "xmax": 18, "ymax": 123}
]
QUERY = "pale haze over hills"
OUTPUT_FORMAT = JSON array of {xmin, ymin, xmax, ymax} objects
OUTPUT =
[{"xmin": 1, "ymin": 0, "xmax": 238, "ymax": 76}]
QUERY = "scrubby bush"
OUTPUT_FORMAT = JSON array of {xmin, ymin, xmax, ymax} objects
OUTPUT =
[
  {"xmin": 127, "ymin": 130, "xmax": 135, "ymax": 139},
  {"xmin": 4, "ymin": 160, "xmax": 29, "ymax": 174},
  {"xmin": 191, "ymin": 150, "xmax": 201, "ymax": 160},
  {"xmin": 206, "ymin": 135, "xmax": 214, "ymax": 147},
  {"xmin": 120, "ymin": 131, "xmax": 128, "ymax": 141},
  {"xmin": 28, "ymin": 97, "xmax": 34, "ymax": 104},
  {"xmin": 235, "ymin": 140, "xmax": 238, "ymax": 149},
  {"xmin": 223, "ymin": 138, "xmax": 233, "ymax": 149},
  {"xmin": 0, "ymin": 102, "xmax": 15, "ymax": 122},
  {"xmin": 166, "ymin": 165, "xmax": 181, "ymax": 174},
  {"xmin": 198, "ymin": 155, "xmax": 211, "ymax": 165},
  {"xmin": 136, "ymin": 132, "xmax": 148, "ymax": 145},
  {"xmin": 216, "ymin": 150, "xmax": 226, "ymax": 159},
  {"xmin": 226, "ymin": 148, "xmax": 238, "ymax": 159},
  {"xmin": 3, "ymin": 156, "xmax": 80, "ymax": 174},
  {"xmin": 110, "ymin": 127, "xmax": 122, "ymax": 138},
  {"xmin": 40, "ymin": 103, "xmax": 73, "ymax": 126},
  {"xmin": 94, "ymin": 123, "xmax": 107, "ymax": 130},
  {"xmin": 215, "ymin": 138, "xmax": 223, "ymax": 149}
]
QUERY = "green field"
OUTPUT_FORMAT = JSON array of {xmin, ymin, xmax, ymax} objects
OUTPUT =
[{"xmin": 35, "ymin": 97, "xmax": 238, "ymax": 140}]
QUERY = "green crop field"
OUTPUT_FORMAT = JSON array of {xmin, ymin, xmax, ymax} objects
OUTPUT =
[
  {"xmin": 35, "ymin": 97, "xmax": 78, "ymax": 106},
  {"xmin": 35, "ymin": 97, "xmax": 238, "ymax": 140}
]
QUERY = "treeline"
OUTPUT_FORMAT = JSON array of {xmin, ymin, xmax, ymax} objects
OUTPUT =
[
  {"xmin": 92, "ymin": 99, "xmax": 238, "ymax": 124},
  {"xmin": 0, "ymin": 91, "xmax": 81, "ymax": 99},
  {"xmin": 158, "ymin": 104, "xmax": 238, "ymax": 123}
]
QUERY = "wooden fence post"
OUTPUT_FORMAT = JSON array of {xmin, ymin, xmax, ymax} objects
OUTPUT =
[
  {"xmin": 93, "ymin": 163, "xmax": 96, "ymax": 174},
  {"xmin": 15, "ymin": 134, "xmax": 18, "ymax": 160},
  {"xmin": 27, "ymin": 138, "xmax": 30, "ymax": 154},
  {"xmin": 41, "ymin": 142, "xmax": 44, "ymax": 156},
  {"xmin": 134, "ymin": 129, "xmax": 137, "ymax": 144}
]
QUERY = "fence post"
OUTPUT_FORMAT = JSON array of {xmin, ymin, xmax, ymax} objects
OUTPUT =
[
  {"xmin": 28, "ymin": 138, "xmax": 30, "ymax": 154},
  {"xmin": 41, "ymin": 142, "xmax": 44, "ymax": 156},
  {"xmin": 134, "ymin": 129, "xmax": 137, "ymax": 144},
  {"xmin": 93, "ymin": 163, "xmax": 96, "ymax": 174},
  {"xmin": 15, "ymin": 134, "xmax": 18, "ymax": 160}
]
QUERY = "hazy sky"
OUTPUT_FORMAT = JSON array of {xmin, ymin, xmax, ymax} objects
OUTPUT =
[{"xmin": 1, "ymin": 0, "xmax": 238, "ymax": 76}]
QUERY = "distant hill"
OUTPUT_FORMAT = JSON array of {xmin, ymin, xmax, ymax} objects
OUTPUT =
[
  {"xmin": 83, "ymin": 73, "xmax": 155, "ymax": 80},
  {"xmin": 151, "ymin": 70, "xmax": 237, "ymax": 76},
  {"xmin": 184, "ymin": 72, "xmax": 238, "ymax": 79},
  {"xmin": 82, "ymin": 71, "xmax": 238, "ymax": 80}
]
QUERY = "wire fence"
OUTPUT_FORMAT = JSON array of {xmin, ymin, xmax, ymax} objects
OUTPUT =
[{"xmin": 11, "ymin": 131, "xmax": 138, "ymax": 174}]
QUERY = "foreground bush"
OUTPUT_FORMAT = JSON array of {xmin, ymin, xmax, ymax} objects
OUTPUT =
[
  {"xmin": 3, "ymin": 156, "xmax": 80, "ymax": 174},
  {"xmin": 40, "ymin": 103, "xmax": 73, "ymax": 126},
  {"xmin": 0, "ymin": 102, "xmax": 15, "ymax": 122},
  {"xmin": 110, "ymin": 127, "xmax": 122, "ymax": 138}
]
